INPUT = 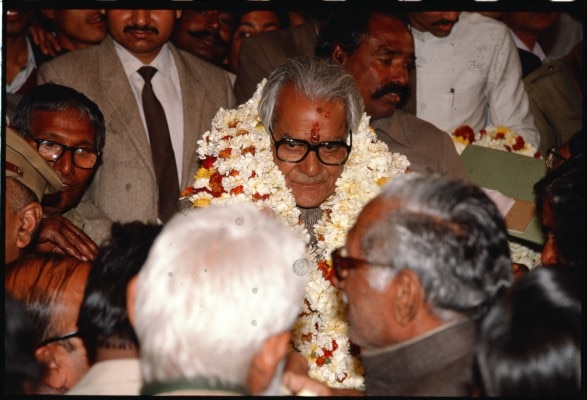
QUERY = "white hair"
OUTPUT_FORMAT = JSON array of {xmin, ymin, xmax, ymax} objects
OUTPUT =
[{"xmin": 135, "ymin": 204, "xmax": 307, "ymax": 387}]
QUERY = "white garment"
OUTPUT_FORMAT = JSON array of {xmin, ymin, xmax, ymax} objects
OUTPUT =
[
  {"xmin": 6, "ymin": 37, "xmax": 36, "ymax": 94},
  {"xmin": 412, "ymin": 12, "xmax": 540, "ymax": 148},
  {"xmin": 66, "ymin": 358, "xmax": 142, "ymax": 395},
  {"xmin": 114, "ymin": 41, "xmax": 184, "ymax": 184},
  {"xmin": 510, "ymin": 30, "xmax": 546, "ymax": 62}
]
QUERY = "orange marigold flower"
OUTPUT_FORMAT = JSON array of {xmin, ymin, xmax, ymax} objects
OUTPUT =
[
  {"xmin": 218, "ymin": 148, "xmax": 232, "ymax": 159},
  {"xmin": 180, "ymin": 186, "xmax": 195, "ymax": 197},
  {"xmin": 230, "ymin": 186, "xmax": 244, "ymax": 195},
  {"xmin": 228, "ymin": 119, "xmax": 239, "ymax": 128},
  {"xmin": 241, "ymin": 146, "xmax": 256, "ymax": 156}
]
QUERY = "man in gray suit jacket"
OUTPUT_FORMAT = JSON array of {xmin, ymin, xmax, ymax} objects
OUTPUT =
[{"xmin": 38, "ymin": 9, "xmax": 236, "ymax": 244}]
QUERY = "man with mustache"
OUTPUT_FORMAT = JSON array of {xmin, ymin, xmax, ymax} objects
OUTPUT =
[
  {"xmin": 407, "ymin": 12, "xmax": 540, "ymax": 148},
  {"xmin": 37, "ymin": 9, "xmax": 236, "ymax": 245},
  {"xmin": 317, "ymin": 10, "xmax": 468, "ymax": 180},
  {"xmin": 171, "ymin": 9, "xmax": 235, "ymax": 70}
]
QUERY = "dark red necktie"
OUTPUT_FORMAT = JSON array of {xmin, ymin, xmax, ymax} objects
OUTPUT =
[{"xmin": 138, "ymin": 66, "xmax": 180, "ymax": 223}]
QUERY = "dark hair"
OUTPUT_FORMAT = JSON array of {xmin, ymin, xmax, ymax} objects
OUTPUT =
[
  {"xmin": 315, "ymin": 9, "xmax": 409, "ymax": 58},
  {"xmin": 534, "ymin": 154, "xmax": 585, "ymax": 268},
  {"xmin": 5, "ymin": 294, "xmax": 45, "ymax": 394},
  {"xmin": 12, "ymin": 83, "xmax": 106, "ymax": 152},
  {"xmin": 76, "ymin": 221, "xmax": 162, "ymax": 363},
  {"xmin": 477, "ymin": 266, "xmax": 581, "ymax": 396}
]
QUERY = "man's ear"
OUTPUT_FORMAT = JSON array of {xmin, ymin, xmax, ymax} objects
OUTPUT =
[
  {"xmin": 393, "ymin": 269, "xmax": 422, "ymax": 325},
  {"xmin": 332, "ymin": 44, "xmax": 349, "ymax": 66},
  {"xmin": 126, "ymin": 275, "xmax": 138, "ymax": 328},
  {"xmin": 247, "ymin": 331, "xmax": 291, "ymax": 395},
  {"xmin": 35, "ymin": 345, "xmax": 67, "ymax": 391},
  {"xmin": 16, "ymin": 202, "xmax": 43, "ymax": 250}
]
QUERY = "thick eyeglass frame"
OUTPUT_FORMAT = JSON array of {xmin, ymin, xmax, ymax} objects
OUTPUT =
[
  {"xmin": 26, "ymin": 133, "xmax": 101, "ymax": 169},
  {"xmin": 331, "ymin": 246, "xmax": 391, "ymax": 281},
  {"xmin": 269, "ymin": 127, "xmax": 352, "ymax": 166},
  {"xmin": 545, "ymin": 147, "xmax": 568, "ymax": 169},
  {"xmin": 37, "ymin": 330, "xmax": 81, "ymax": 348}
]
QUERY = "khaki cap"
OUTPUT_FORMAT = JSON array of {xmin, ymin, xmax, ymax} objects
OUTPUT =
[{"xmin": 5, "ymin": 126, "xmax": 62, "ymax": 201}]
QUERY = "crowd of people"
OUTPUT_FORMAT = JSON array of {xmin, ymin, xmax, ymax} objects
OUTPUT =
[{"xmin": 4, "ymin": 5, "xmax": 583, "ymax": 396}]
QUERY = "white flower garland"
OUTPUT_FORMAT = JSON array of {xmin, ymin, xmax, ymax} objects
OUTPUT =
[
  {"xmin": 451, "ymin": 125, "xmax": 542, "ymax": 268},
  {"xmin": 182, "ymin": 80, "xmax": 410, "ymax": 389}
]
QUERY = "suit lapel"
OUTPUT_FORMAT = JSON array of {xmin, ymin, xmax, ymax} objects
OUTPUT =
[
  {"xmin": 98, "ymin": 36, "xmax": 156, "ymax": 179},
  {"xmin": 172, "ymin": 47, "xmax": 207, "ymax": 188}
]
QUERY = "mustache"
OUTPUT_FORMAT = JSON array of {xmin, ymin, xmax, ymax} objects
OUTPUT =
[
  {"xmin": 372, "ymin": 83, "xmax": 411, "ymax": 108},
  {"xmin": 432, "ymin": 18, "xmax": 457, "ymax": 26},
  {"xmin": 123, "ymin": 25, "xmax": 159, "ymax": 34},
  {"xmin": 187, "ymin": 29, "xmax": 229, "ymax": 47}
]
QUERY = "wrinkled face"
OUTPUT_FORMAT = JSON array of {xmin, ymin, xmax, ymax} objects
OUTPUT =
[
  {"xmin": 106, "ymin": 9, "xmax": 181, "ymax": 64},
  {"xmin": 52, "ymin": 263, "xmax": 92, "ymax": 389},
  {"xmin": 409, "ymin": 12, "xmax": 461, "ymax": 37},
  {"xmin": 504, "ymin": 12, "xmax": 558, "ymax": 35},
  {"xmin": 44, "ymin": 9, "xmax": 106, "ymax": 49},
  {"xmin": 25, "ymin": 109, "xmax": 99, "ymax": 216},
  {"xmin": 5, "ymin": 9, "xmax": 35, "ymax": 36},
  {"xmin": 229, "ymin": 10, "xmax": 281, "ymax": 72},
  {"xmin": 272, "ymin": 84, "xmax": 347, "ymax": 208},
  {"xmin": 172, "ymin": 10, "xmax": 234, "ymax": 65},
  {"xmin": 339, "ymin": 198, "xmax": 401, "ymax": 349},
  {"xmin": 341, "ymin": 14, "xmax": 414, "ymax": 120}
]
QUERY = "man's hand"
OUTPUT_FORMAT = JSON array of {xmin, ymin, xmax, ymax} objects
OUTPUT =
[
  {"xmin": 35, "ymin": 216, "xmax": 99, "ymax": 261},
  {"xmin": 282, "ymin": 351, "xmax": 365, "ymax": 396},
  {"xmin": 28, "ymin": 24, "xmax": 61, "ymax": 56}
]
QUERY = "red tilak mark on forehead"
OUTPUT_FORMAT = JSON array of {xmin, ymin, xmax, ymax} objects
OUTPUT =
[{"xmin": 310, "ymin": 123, "xmax": 320, "ymax": 144}]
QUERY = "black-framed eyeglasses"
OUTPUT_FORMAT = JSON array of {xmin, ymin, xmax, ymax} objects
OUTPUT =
[
  {"xmin": 331, "ymin": 247, "xmax": 373, "ymax": 281},
  {"xmin": 269, "ymin": 128, "xmax": 352, "ymax": 166},
  {"xmin": 26, "ymin": 134, "xmax": 101, "ymax": 169},
  {"xmin": 37, "ymin": 330, "xmax": 81, "ymax": 348},
  {"xmin": 545, "ymin": 147, "xmax": 568, "ymax": 169}
]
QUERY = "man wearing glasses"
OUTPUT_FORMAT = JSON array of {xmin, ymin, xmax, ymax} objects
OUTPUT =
[
  {"xmin": 5, "ymin": 253, "xmax": 92, "ymax": 394},
  {"xmin": 331, "ymin": 174, "xmax": 513, "ymax": 396},
  {"xmin": 11, "ymin": 83, "xmax": 105, "ymax": 262}
]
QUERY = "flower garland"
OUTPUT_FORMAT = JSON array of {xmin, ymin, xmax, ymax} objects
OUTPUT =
[
  {"xmin": 451, "ymin": 125, "xmax": 542, "ymax": 268},
  {"xmin": 181, "ymin": 80, "xmax": 410, "ymax": 389},
  {"xmin": 452, "ymin": 125, "xmax": 541, "ymax": 158}
]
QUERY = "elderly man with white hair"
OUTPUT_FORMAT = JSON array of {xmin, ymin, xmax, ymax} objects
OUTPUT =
[{"xmin": 128, "ymin": 204, "xmax": 307, "ymax": 395}]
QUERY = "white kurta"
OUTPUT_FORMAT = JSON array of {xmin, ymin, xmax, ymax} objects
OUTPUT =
[{"xmin": 412, "ymin": 12, "xmax": 540, "ymax": 148}]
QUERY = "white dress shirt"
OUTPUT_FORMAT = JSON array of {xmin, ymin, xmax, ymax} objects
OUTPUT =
[
  {"xmin": 6, "ymin": 37, "xmax": 36, "ymax": 94},
  {"xmin": 411, "ymin": 12, "xmax": 540, "ymax": 148},
  {"xmin": 510, "ymin": 30, "xmax": 546, "ymax": 62},
  {"xmin": 114, "ymin": 41, "xmax": 184, "ymax": 184}
]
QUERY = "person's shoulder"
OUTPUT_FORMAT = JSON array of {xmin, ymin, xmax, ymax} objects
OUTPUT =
[
  {"xmin": 173, "ymin": 45, "xmax": 232, "ymax": 78},
  {"xmin": 524, "ymin": 58, "xmax": 565, "ymax": 85},
  {"xmin": 39, "ymin": 40, "xmax": 105, "ymax": 70},
  {"xmin": 401, "ymin": 111, "xmax": 452, "ymax": 140},
  {"xmin": 459, "ymin": 12, "xmax": 508, "ymax": 34}
]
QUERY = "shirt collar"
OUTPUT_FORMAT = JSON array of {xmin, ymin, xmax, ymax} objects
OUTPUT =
[{"xmin": 113, "ymin": 37, "xmax": 173, "ymax": 79}]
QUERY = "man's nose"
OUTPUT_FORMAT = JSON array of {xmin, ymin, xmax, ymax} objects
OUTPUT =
[
  {"xmin": 53, "ymin": 150, "xmax": 74, "ymax": 177},
  {"xmin": 132, "ymin": 10, "xmax": 151, "ymax": 26},
  {"xmin": 297, "ymin": 150, "xmax": 322, "ymax": 177}
]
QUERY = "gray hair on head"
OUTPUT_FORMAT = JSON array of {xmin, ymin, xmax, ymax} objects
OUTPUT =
[
  {"xmin": 361, "ymin": 173, "xmax": 512, "ymax": 321},
  {"xmin": 258, "ymin": 56, "xmax": 364, "ymax": 135}
]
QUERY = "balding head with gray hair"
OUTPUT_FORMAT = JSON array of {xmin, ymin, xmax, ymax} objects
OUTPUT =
[
  {"xmin": 361, "ymin": 173, "xmax": 512, "ymax": 321},
  {"xmin": 134, "ymin": 204, "xmax": 307, "ymax": 394},
  {"xmin": 258, "ymin": 56, "xmax": 364, "ymax": 135}
]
